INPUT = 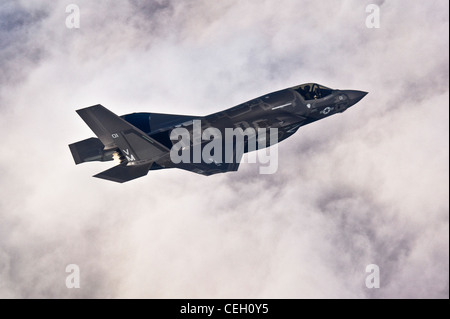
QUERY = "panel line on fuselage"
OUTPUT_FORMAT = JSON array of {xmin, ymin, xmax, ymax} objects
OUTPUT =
[{"xmin": 271, "ymin": 103, "xmax": 292, "ymax": 110}]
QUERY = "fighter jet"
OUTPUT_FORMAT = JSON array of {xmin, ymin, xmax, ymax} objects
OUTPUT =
[{"xmin": 69, "ymin": 83, "xmax": 367, "ymax": 182}]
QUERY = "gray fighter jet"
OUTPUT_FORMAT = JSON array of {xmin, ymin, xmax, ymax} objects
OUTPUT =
[{"xmin": 69, "ymin": 83, "xmax": 367, "ymax": 182}]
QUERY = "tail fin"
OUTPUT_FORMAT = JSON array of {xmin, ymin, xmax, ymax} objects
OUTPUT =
[{"xmin": 71, "ymin": 104, "xmax": 170, "ymax": 182}]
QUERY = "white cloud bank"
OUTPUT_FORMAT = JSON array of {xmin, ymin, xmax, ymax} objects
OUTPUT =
[{"xmin": 0, "ymin": 0, "xmax": 448, "ymax": 298}]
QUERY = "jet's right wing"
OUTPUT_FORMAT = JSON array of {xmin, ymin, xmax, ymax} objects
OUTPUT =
[
  {"xmin": 164, "ymin": 139, "xmax": 243, "ymax": 176},
  {"xmin": 73, "ymin": 104, "xmax": 170, "ymax": 182}
]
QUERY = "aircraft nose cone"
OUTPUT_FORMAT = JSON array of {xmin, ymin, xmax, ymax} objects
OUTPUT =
[{"xmin": 345, "ymin": 90, "xmax": 368, "ymax": 105}]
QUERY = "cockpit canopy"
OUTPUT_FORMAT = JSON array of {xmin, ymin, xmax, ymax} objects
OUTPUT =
[{"xmin": 293, "ymin": 83, "xmax": 333, "ymax": 100}]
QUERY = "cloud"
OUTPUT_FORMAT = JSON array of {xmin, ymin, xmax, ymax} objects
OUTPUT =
[{"xmin": 0, "ymin": 0, "xmax": 448, "ymax": 298}]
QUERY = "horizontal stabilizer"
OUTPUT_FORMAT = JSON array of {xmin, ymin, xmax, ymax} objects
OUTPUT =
[
  {"xmin": 69, "ymin": 137, "xmax": 113, "ymax": 164},
  {"xmin": 94, "ymin": 162, "xmax": 153, "ymax": 183}
]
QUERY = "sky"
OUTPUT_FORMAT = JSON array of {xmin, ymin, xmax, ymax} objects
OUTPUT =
[{"xmin": 0, "ymin": 0, "xmax": 448, "ymax": 299}]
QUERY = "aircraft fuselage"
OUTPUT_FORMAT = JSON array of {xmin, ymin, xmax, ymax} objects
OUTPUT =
[{"xmin": 69, "ymin": 83, "xmax": 367, "ymax": 182}]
